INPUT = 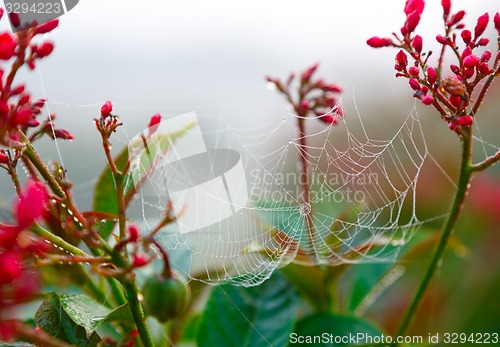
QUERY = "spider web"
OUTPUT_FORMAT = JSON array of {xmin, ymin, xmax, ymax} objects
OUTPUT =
[{"xmin": 122, "ymin": 96, "xmax": 431, "ymax": 287}]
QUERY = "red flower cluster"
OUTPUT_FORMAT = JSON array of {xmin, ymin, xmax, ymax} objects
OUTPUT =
[
  {"xmin": 0, "ymin": 181, "xmax": 48, "ymax": 308},
  {"xmin": 367, "ymin": 0, "xmax": 500, "ymax": 132},
  {"xmin": 266, "ymin": 63, "xmax": 343, "ymax": 124},
  {"xmin": 0, "ymin": 16, "xmax": 72, "ymax": 145}
]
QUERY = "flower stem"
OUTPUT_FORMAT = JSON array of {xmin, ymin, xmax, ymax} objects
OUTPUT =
[
  {"xmin": 22, "ymin": 137, "xmax": 66, "ymax": 199},
  {"xmin": 121, "ymin": 279, "xmax": 154, "ymax": 347},
  {"xmin": 297, "ymin": 119, "xmax": 316, "ymax": 255},
  {"xmin": 32, "ymin": 223, "xmax": 89, "ymax": 256},
  {"xmin": 394, "ymin": 127, "xmax": 473, "ymax": 343}
]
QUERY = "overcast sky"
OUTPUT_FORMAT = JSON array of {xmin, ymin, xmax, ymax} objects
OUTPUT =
[{"xmin": 0, "ymin": 0, "xmax": 497, "ymax": 208}]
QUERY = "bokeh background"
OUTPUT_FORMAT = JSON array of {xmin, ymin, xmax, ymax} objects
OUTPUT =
[{"xmin": 1, "ymin": 0, "xmax": 499, "ymax": 339}]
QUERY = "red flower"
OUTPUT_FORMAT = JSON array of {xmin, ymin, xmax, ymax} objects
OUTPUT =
[
  {"xmin": 101, "ymin": 100, "xmax": 113, "ymax": 117},
  {"xmin": 15, "ymin": 181, "xmax": 48, "ymax": 229},
  {"xmin": 35, "ymin": 19, "xmax": 59, "ymax": 35},
  {"xmin": 366, "ymin": 37, "xmax": 393, "ymax": 48},
  {"xmin": 36, "ymin": 42, "xmax": 54, "ymax": 58},
  {"xmin": 0, "ymin": 33, "xmax": 16, "ymax": 60},
  {"xmin": 409, "ymin": 78, "xmax": 421, "ymax": 91}
]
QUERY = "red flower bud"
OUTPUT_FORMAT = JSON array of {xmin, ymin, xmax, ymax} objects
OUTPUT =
[
  {"xmin": 476, "ymin": 38, "xmax": 489, "ymax": 46},
  {"xmin": 426, "ymin": 67, "xmax": 437, "ymax": 85},
  {"xmin": 408, "ymin": 66, "xmax": 420, "ymax": 77},
  {"xmin": 128, "ymin": 224, "xmax": 140, "ymax": 242},
  {"xmin": 35, "ymin": 19, "xmax": 59, "ymax": 35},
  {"xmin": 54, "ymin": 129, "xmax": 74, "ymax": 140},
  {"xmin": 460, "ymin": 30, "xmax": 472, "ymax": 44},
  {"xmin": 101, "ymin": 100, "xmax": 113, "ymax": 117},
  {"xmin": 18, "ymin": 94, "xmax": 30, "ymax": 106},
  {"xmin": 33, "ymin": 98, "xmax": 47, "ymax": 108},
  {"xmin": 457, "ymin": 115, "xmax": 473, "ymax": 127},
  {"xmin": 421, "ymin": 95, "xmax": 434, "ymax": 105},
  {"xmin": 463, "ymin": 54, "xmax": 479, "ymax": 68},
  {"xmin": 474, "ymin": 13, "xmax": 489, "ymax": 38},
  {"xmin": 450, "ymin": 64, "xmax": 461, "ymax": 75},
  {"xmin": 436, "ymin": 35, "xmax": 448, "ymax": 45},
  {"xmin": 9, "ymin": 12, "xmax": 20, "ymax": 28},
  {"xmin": 441, "ymin": 0, "xmax": 451, "ymax": 18},
  {"xmin": 412, "ymin": 35, "xmax": 423, "ymax": 54},
  {"xmin": 301, "ymin": 63, "xmax": 319, "ymax": 83},
  {"xmin": 409, "ymin": 78, "xmax": 421, "ymax": 91},
  {"xmin": 404, "ymin": 0, "xmax": 425, "ymax": 16},
  {"xmin": 395, "ymin": 50, "xmax": 408, "ymax": 68},
  {"xmin": 36, "ymin": 42, "xmax": 54, "ymax": 58},
  {"xmin": 322, "ymin": 84, "xmax": 342, "ymax": 93},
  {"xmin": 482, "ymin": 51, "xmax": 493, "ymax": 63},
  {"xmin": 319, "ymin": 114, "xmax": 336, "ymax": 124},
  {"xmin": 132, "ymin": 254, "xmax": 149, "ymax": 268},
  {"xmin": 461, "ymin": 47, "xmax": 472, "ymax": 60},
  {"xmin": 463, "ymin": 68, "xmax": 475, "ymax": 80},
  {"xmin": 0, "ymin": 149, "xmax": 9, "ymax": 164},
  {"xmin": 11, "ymin": 85, "xmax": 25, "ymax": 96},
  {"xmin": 0, "ymin": 33, "xmax": 16, "ymax": 60},
  {"xmin": 405, "ymin": 11, "xmax": 421, "ymax": 33},
  {"xmin": 495, "ymin": 13, "xmax": 500, "ymax": 35},
  {"xmin": 448, "ymin": 10, "xmax": 466, "ymax": 27},
  {"xmin": 449, "ymin": 121, "xmax": 457, "ymax": 131},
  {"xmin": 367, "ymin": 37, "xmax": 393, "ymax": 48},
  {"xmin": 478, "ymin": 62, "xmax": 492, "ymax": 75}
]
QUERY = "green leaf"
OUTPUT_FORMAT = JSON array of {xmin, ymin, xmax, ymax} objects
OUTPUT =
[
  {"xmin": 34, "ymin": 293, "xmax": 102, "ymax": 347},
  {"xmin": 290, "ymin": 313, "xmax": 382, "ymax": 346},
  {"xmin": 92, "ymin": 124, "xmax": 193, "ymax": 239},
  {"xmin": 196, "ymin": 272, "xmax": 301, "ymax": 347},
  {"xmin": 280, "ymin": 263, "xmax": 329, "ymax": 312},
  {"xmin": 34, "ymin": 293, "xmax": 134, "ymax": 347},
  {"xmin": 347, "ymin": 263, "xmax": 392, "ymax": 313}
]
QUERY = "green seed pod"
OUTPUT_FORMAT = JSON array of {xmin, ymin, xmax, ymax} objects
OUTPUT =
[{"xmin": 141, "ymin": 272, "xmax": 190, "ymax": 323}]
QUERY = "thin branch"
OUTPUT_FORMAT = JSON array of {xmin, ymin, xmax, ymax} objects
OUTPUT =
[{"xmin": 470, "ymin": 151, "xmax": 500, "ymax": 172}]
